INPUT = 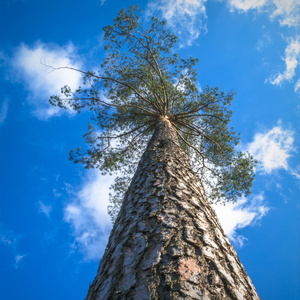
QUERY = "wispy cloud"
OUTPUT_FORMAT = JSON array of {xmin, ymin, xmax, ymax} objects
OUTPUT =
[
  {"xmin": 0, "ymin": 230, "xmax": 17, "ymax": 247},
  {"xmin": 64, "ymin": 170, "xmax": 114, "ymax": 261},
  {"xmin": 11, "ymin": 42, "xmax": 82, "ymax": 120},
  {"xmin": 270, "ymin": 0, "xmax": 300, "ymax": 27},
  {"xmin": 294, "ymin": 78, "xmax": 300, "ymax": 93},
  {"xmin": 14, "ymin": 254, "xmax": 26, "ymax": 269},
  {"xmin": 0, "ymin": 98, "xmax": 9, "ymax": 124},
  {"xmin": 53, "ymin": 189, "xmax": 62, "ymax": 198},
  {"xmin": 0, "ymin": 225, "xmax": 26, "ymax": 269},
  {"xmin": 147, "ymin": 0, "xmax": 207, "ymax": 46},
  {"xmin": 227, "ymin": 0, "xmax": 300, "ymax": 27},
  {"xmin": 38, "ymin": 201, "xmax": 52, "ymax": 218},
  {"xmin": 246, "ymin": 122, "xmax": 296, "ymax": 174},
  {"xmin": 291, "ymin": 169, "xmax": 300, "ymax": 180},
  {"xmin": 213, "ymin": 194, "xmax": 269, "ymax": 246},
  {"xmin": 228, "ymin": 0, "xmax": 267, "ymax": 11},
  {"xmin": 256, "ymin": 31, "xmax": 272, "ymax": 52},
  {"xmin": 267, "ymin": 36, "xmax": 300, "ymax": 86},
  {"xmin": 226, "ymin": 1, "xmax": 300, "ymax": 92}
]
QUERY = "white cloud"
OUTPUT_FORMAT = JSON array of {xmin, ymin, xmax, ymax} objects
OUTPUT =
[
  {"xmin": 271, "ymin": 0, "xmax": 300, "ymax": 27},
  {"xmin": 291, "ymin": 169, "xmax": 300, "ymax": 180},
  {"xmin": 227, "ymin": 1, "xmax": 300, "ymax": 88},
  {"xmin": 38, "ymin": 201, "xmax": 52, "ymax": 218},
  {"xmin": 0, "ymin": 98, "xmax": 8, "ymax": 124},
  {"xmin": 247, "ymin": 122, "xmax": 295, "ymax": 173},
  {"xmin": 0, "ymin": 225, "xmax": 26, "ymax": 268},
  {"xmin": 53, "ymin": 189, "xmax": 62, "ymax": 198},
  {"xmin": 64, "ymin": 170, "xmax": 114, "ymax": 261},
  {"xmin": 0, "ymin": 224, "xmax": 18, "ymax": 250},
  {"xmin": 227, "ymin": 0, "xmax": 300, "ymax": 27},
  {"xmin": 268, "ymin": 36, "xmax": 300, "ymax": 85},
  {"xmin": 213, "ymin": 194, "xmax": 269, "ymax": 246},
  {"xmin": 295, "ymin": 78, "xmax": 300, "ymax": 93},
  {"xmin": 11, "ymin": 42, "xmax": 82, "ymax": 120},
  {"xmin": 228, "ymin": 0, "xmax": 267, "ymax": 11},
  {"xmin": 256, "ymin": 32, "xmax": 272, "ymax": 52},
  {"xmin": 14, "ymin": 254, "xmax": 26, "ymax": 269},
  {"xmin": 0, "ymin": 231, "xmax": 17, "ymax": 247},
  {"xmin": 256, "ymin": 39, "xmax": 264, "ymax": 52},
  {"xmin": 64, "ymin": 168, "xmax": 270, "ymax": 258},
  {"xmin": 147, "ymin": 0, "xmax": 207, "ymax": 46}
]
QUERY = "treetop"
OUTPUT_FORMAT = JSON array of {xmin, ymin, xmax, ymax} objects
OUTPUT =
[{"xmin": 49, "ymin": 5, "xmax": 257, "ymax": 221}]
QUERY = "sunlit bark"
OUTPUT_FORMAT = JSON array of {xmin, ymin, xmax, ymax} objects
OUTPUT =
[{"xmin": 85, "ymin": 117, "xmax": 259, "ymax": 300}]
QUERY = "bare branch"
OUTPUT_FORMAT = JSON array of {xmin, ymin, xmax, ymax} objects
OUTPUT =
[
  {"xmin": 97, "ymin": 120, "xmax": 154, "ymax": 140},
  {"xmin": 175, "ymin": 119, "xmax": 224, "ymax": 158}
]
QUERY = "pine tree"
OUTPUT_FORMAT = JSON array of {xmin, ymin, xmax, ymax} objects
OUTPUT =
[
  {"xmin": 50, "ymin": 6, "xmax": 259, "ymax": 299},
  {"xmin": 85, "ymin": 116, "xmax": 259, "ymax": 299}
]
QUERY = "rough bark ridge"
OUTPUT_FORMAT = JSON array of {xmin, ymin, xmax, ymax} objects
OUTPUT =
[{"xmin": 85, "ymin": 117, "xmax": 260, "ymax": 300}]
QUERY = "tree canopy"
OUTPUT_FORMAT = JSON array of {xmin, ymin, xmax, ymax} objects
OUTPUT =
[{"xmin": 49, "ymin": 5, "xmax": 257, "ymax": 221}]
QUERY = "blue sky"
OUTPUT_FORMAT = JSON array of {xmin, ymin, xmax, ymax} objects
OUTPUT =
[{"xmin": 0, "ymin": 0, "xmax": 299, "ymax": 299}]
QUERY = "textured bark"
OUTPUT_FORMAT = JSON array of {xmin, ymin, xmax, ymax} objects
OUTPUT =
[{"xmin": 85, "ymin": 117, "xmax": 260, "ymax": 300}]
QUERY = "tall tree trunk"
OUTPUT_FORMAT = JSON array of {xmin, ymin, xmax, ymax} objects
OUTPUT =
[{"xmin": 85, "ymin": 117, "xmax": 260, "ymax": 300}]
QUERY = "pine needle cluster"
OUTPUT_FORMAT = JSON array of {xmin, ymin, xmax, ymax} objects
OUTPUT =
[{"xmin": 50, "ymin": 6, "xmax": 257, "ymax": 221}]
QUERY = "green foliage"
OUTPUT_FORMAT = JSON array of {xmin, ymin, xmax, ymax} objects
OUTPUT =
[{"xmin": 50, "ymin": 5, "xmax": 257, "ymax": 221}]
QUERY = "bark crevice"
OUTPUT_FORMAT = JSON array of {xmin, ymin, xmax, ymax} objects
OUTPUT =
[{"xmin": 85, "ymin": 117, "xmax": 259, "ymax": 300}]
